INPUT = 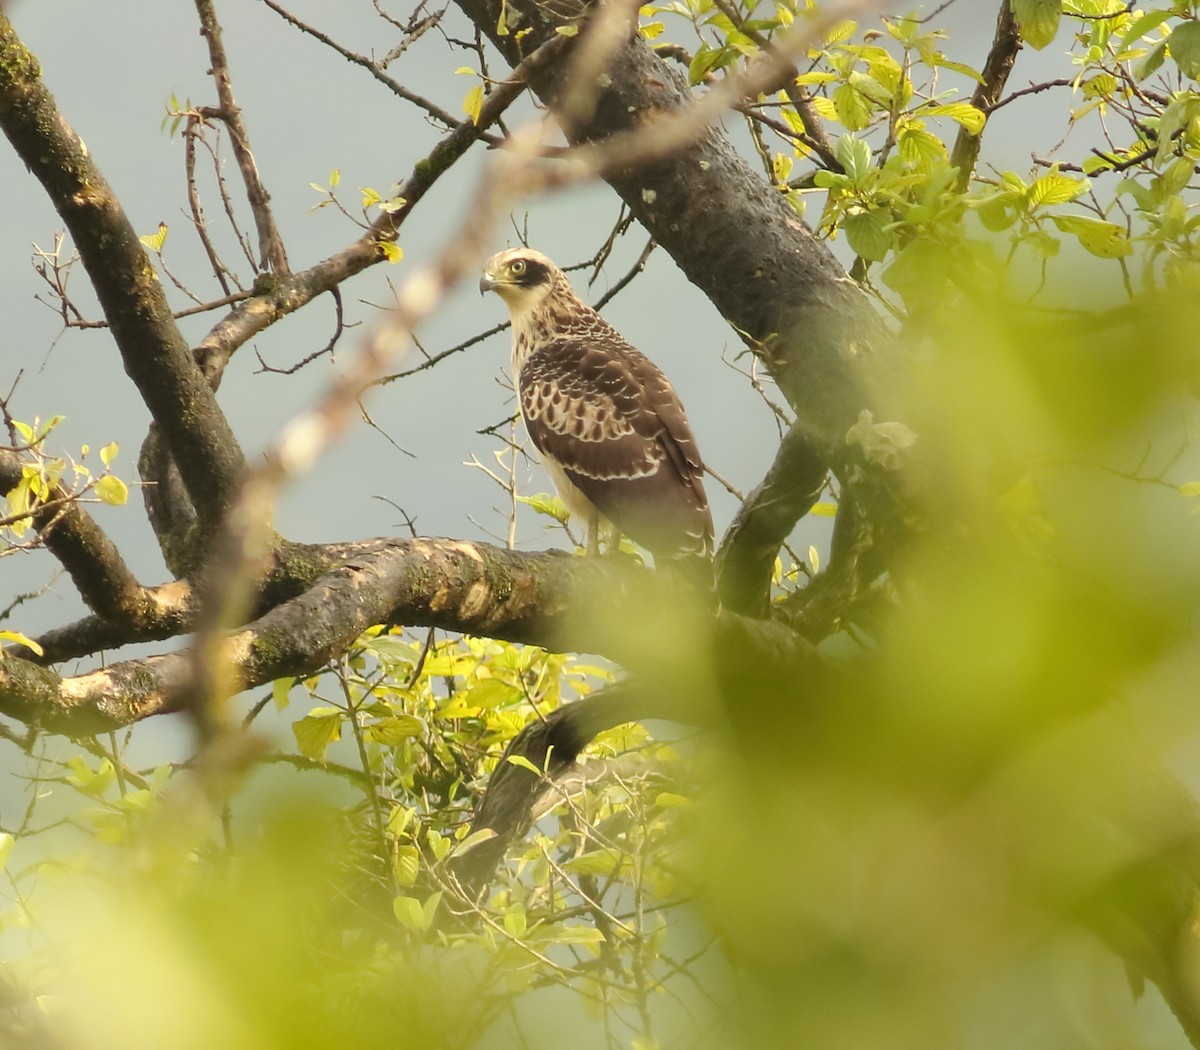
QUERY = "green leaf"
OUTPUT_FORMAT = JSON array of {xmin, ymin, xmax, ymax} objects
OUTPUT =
[
  {"xmin": 1025, "ymin": 229, "xmax": 1061, "ymax": 259},
  {"xmin": 463, "ymin": 84, "xmax": 484, "ymax": 124},
  {"xmin": 366, "ymin": 715, "xmax": 424, "ymax": 744},
  {"xmin": 393, "ymin": 895, "xmax": 427, "ymax": 931},
  {"xmin": 1161, "ymin": 156, "xmax": 1195, "ymax": 198},
  {"xmin": 387, "ymin": 805, "xmax": 416, "ymax": 839},
  {"xmin": 1079, "ymin": 74, "xmax": 1116, "ymax": 103},
  {"xmin": 688, "ymin": 44, "xmax": 725, "ymax": 85},
  {"xmin": 836, "ymin": 135, "xmax": 872, "ymax": 185},
  {"xmin": 772, "ymin": 151, "xmax": 793, "ymax": 186},
  {"xmin": 393, "ymin": 845, "xmax": 420, "ymax": 887},
  {"xmin": 1011, "ymin": 0, "xmax": 1061, "ymax": 51},
  {"xmin": 654, "ymin": 792, "xmax": 692, "ymax": 808},
  {"xmin": 563, "ymin": 848, "xmax": 626, "ymax": 877},
  {"xmin": 844, "ymin": 209, "xmax": 893, "ymax": 262},
  {"xmin": 923, "ymin": 101, "xmax": 986, "ymax": 135},
  {"xmin": 517, "ymin": 492, "xmax": 569, "ymax": 523},
  {"xmin": 379, "ymin": 241, "xmax": 403, "ymax": 264},
  {"xmin": 452, "ymin": 827, "xmax": 498, "ymax": 856},
  {"xmin": 0, "ymin": 833, "xmax": 13, "ymax": 874},
  {"xmin": 812, "ymin": 170, "xmax": 851, "ymax": 192},
  {"xmin": 34, "ymin": 415, "xmax": 65, "ymax": 443},
  {"xmin": 555, "ymin": 23, "xmax": 578, "ymax": 36},
  {"xmin": 138, "ymin": 223, "xmax": 168, "ymax": 253},
  {"xmin": 422, "ymin": 890, "xmax": 442, "ymax": 929},
  {"xmin": 435, "ymin": 695, "xmax": 481, "ymax": 719},
  {"xmin": 1154, "ymin": 93, "xmax": 1200, "ymax": 165},
  {"xmin": 505, "ymin": 754, "xmax": 543, "ymax": 776},
  {"xmin": 1081, "ymin": 154, "xmax": 1115, "ymax": 176},
  {"xmin": 95, "ymin": 475, "xmax": 129, "ymax": 506},
  {"xmin": 1026, "ymin": 169, "xmax": 1086, "ymax": 207},
  {"xmin": 3, "ymin": 483, "xmax": 32, "ymax": 538},
  {"xmin": 0, "ymin": 631, "xmax": 43, "ymax": 657},
  {"xmin": 973, "ymin": 194, "xmax": 1017, "ymax": 232},
  {"xmin": 271, "ymin": 676, "xmax": 293, "ymax": 711},
  {"xmin": 463, "ymin": 679, "xmax": 521, "ymax": 710},
  {"xmin": 427, "ymin": 829, "xmax": 451, "ymax": 861},
  {"xmin": 1118, "ymin": 9, "xmax": 1173, "ymax": 52},
  {"xmin": 795, "ymin": 70, "xmax": 837, "ymax": 88},
  {"xmin": 898, "ymin": 126, "xmax": 946, "ymax": 169},
  {"xmin": 1050, "ymin": 215, "xmax": 1133, "ymax": 258},
  {"xmin": 292, "ymin": 709, "xmax": 343, "ymax": 763},
  {"xmin": 1169, "ymin": 21, "xmax": 1200, "ymax": 80},
  {"xmin": 927, "ymin": 56, "xmax": 984, "ymax": 83},
  {"xmin": 99, "ymin": 441, "xmax": 118, "ymax": 467},
  {"xmin": 503, "ymin": 904, "xmax": 527, "ymax": 938},
  {"xmin": 825, "ymin": 19, "xmax": 857, "ymax": 46},
  {"xmin": 542, "ymin": 924, "xmax": 606, "ymax": 945},
  {"xmin": 1135, "ymin": 39, "xmax": 1168, "ymax": 82},
  {"xmin": 66, "ymin": 756, "xmax": 115, "ymax": 797},
  {"xmin": 847, "ymin": 70, "xmax": 892, "ymax": 106},
  {"xmin": 833, "ymin": 81, "xmax": 872, "ymax": 131},
  {"xmin": 328, "ymin": 167, "xmax": 340, "ymax": 189}
]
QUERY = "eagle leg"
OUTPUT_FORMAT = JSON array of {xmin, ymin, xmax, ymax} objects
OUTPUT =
[{"xmin": 585, "ymin": 506, "xmax": 601, "ymax": 557}]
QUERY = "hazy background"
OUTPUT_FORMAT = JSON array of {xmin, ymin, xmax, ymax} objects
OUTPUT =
[{"xmin": 0, "ymin": 0, "xmax": 1058, "ymax": 760}]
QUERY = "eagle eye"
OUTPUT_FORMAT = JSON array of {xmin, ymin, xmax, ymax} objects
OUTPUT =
[{"xmin": 510, "ymin": 259, "xmax": 527, "ymax": 277}]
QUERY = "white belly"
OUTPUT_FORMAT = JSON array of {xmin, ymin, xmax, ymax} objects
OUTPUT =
[{"xmin": 542, "ymin": 457, "xmax": 597, "ymax": 521}]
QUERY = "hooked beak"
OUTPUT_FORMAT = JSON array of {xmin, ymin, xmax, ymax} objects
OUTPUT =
[{"xmin": 479, "ymin": 271, "xmax": 498, "ymax": 295}]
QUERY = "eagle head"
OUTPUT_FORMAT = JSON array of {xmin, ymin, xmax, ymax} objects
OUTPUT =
[{"xmin": 479, "ymin": 248, "xmax": 561, "ymax": 314}]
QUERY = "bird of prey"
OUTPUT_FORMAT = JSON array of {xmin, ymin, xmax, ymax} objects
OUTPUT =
[{"xmin": 480, "ymin": 247, "xmax": 713, "ymax": 577}]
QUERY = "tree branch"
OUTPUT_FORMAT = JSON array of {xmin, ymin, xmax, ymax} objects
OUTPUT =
[
  {"xmin": 709, "ymin": 0, "xmax": 841, "ymax": 172},
  {"xmin": 714, "ymin": 423, "xmax": 827, "ymax": 617},
  {"xmin": 194, "ymin": 0, "xmax": 290, "ymax": 273},
  {"xmin": 0, "ymin": 14, "xmax": 247, "ymax": 524},
  {"xmin": 1, "ymin": 537, "xmax": 814, "ymax": 736},
  {"xmin": 452, "ymin": 678, "xmax": 696, "ymax": 888},
  {"xmin": 950, "ymin": 0, "xmax": 1020, "ymax": 191},
  {"xmin": 0, "ymin": 450, "xmax": 160, "ymax": 624},
  {"xmin": 257, "ymin": 0, "xmax": 471, "ymax": 135},
  {"xmin": 191, "ymin": 31, "xmax": 569, "ymax": 387}
]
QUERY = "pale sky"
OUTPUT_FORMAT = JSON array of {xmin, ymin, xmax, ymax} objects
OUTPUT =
[{"xmin": 0, "ymin": 0, "xmax": 1074, "ymax": 749}]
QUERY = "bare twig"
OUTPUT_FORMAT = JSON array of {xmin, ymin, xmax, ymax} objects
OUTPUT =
[
  {"xmin": 254, "ymin": 287, "xmax": 348, "ymax": 375},
  {"xmin": 258, "ymin": 0, "xmax": 481, "ymax": 137},
  {"xmin": 593, "ymin": 238, "xmax": 656, "ymax": 312},
  {"xmin": 184, "ymin": 115, "xmax": 237, "ymax": 295},
  {"xmin": 195, "ymin": 0, "xmax": 290, "ymax": 273}
]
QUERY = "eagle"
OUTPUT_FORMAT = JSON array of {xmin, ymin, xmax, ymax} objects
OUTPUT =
[{"xmin": 480, "ymin": 247, "xmax": 713, "ymax": 577}]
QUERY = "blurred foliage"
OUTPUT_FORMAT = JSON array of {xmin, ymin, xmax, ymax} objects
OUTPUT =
[
  {"xmin": 4, "ymin": 1, "xmax": 1200, "ymax": 1048},
  {"xmin": 645, "ymin": 0, "xmax": 1200, "ymax": 303},
  {"xmin": 0, "ymin": 418, "xmax": 128, "ymax": 553},
  {"xmin": 0, "ymin": 631, "xmax": 712, "ymax": 1048}
]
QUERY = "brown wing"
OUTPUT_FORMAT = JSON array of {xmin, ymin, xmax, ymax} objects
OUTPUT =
[{"xmin": 518, "ymin": 333, "xmax": 712, "ymax": 561}]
